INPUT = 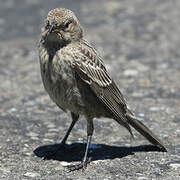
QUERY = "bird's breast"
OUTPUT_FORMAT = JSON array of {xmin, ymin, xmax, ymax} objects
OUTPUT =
[{"xmin": 39, "ymin": 50, "xmax": 84, "ymax": 113}]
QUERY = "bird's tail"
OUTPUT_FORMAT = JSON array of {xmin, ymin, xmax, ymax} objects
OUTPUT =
[{"xmin": 126, "ymin": 110, "xmax": 167, "ymax": 152}]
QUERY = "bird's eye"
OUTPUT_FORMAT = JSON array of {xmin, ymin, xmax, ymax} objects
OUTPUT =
[{"xmin": 62, "ymin": 20, "xmax": 73, "ymax": 30}]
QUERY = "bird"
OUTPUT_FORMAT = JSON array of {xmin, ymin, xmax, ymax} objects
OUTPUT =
[{"xmin": 38, "ymin": 8, "xmax": 167, "ymax": 171}]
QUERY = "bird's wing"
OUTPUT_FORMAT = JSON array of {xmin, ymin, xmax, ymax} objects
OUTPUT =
[{"xmin": 72, "ymin": 41, "xmax": 133, "ymax": 135}]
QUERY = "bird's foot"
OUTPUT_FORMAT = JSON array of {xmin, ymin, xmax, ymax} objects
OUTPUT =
[{"xmin": 66, "ymin": 157, "xmax": 92, "ymax": 172}]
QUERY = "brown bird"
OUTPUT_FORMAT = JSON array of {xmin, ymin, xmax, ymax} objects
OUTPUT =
[{"xmin": 38, "ymin": 8, "xmax": 167, "ymax": 171}]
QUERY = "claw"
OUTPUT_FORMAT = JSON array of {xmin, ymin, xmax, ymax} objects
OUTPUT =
[
  {"xmin": 66, "ymin": 163, "xmax": 84, "ymax": 172},
  {"xmin": 66, "ymin": 157, "xmax": 91, "ymax": 172}
]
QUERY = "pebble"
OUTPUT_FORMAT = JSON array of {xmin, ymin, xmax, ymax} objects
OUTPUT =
[
  {"xmin": 44, "ymin": 132, "xmax": 56, "ymax": 137},
  {"xmin": 26, "ymin": 132, "xmax": 38, "ymax": 137},
  {"xmin": 132, "ymin": 92, "xmax": 143, "ymax": 97},
  {"xmin": 149, "ymin": 107, "xmax": 160, "ymax": 112},
  {"xmin": 8, "ymin": 108, "xmax": 17, "ymax": 113},
  {"xmin": 123, "ymin": 69, "xmax": 138, "ymax": 77},
  {"xmin": 43, "ymin": 138, "xmax": 54, "ymax": 142},
  {"xmin": 24, "ymin": 172, "xmax": 40, "ymax": 178},
  {"xmin": 169, "ymin": 163, "xmax": 180, "ymax": 170},
  {"xmin": 30, "ymin": 136, "xmax": 39, "ymax": 140},
  {"xmin": 66, "ymin": 141, "xmax": 72, "ymax": 145},
  {"xmin": 24, "ymin": 152, "xmax": 31, "ymax": 156},
  {"xmin": 60, "ymin": 161, "xmax": 71, "ymax": 166},
  {"xmin": 47, "ymin": 124, "xmax": 56, "ymax": 128},
  {"xmin": 138, "ymin": 113, "xmax": 145, "ymax": 117},
  {"xmin": 48, "ymin": 128, "xmax": 59, "ymax": 132},
  {"xmin": 92, "ymin": 160, "xmax": 104, "ymax": 164},
  {"xmin": 137, "ymin": 177, "xmax": 148, "ymax": 180}
]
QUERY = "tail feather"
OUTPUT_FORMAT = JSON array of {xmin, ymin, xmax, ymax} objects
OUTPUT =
[{"xmin": 126, "ymin": 112, "xmax": 167, "ymax": 152}]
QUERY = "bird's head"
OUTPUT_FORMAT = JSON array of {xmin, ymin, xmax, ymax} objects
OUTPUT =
[{"xmin": 41, "ymin": 8, "xmax": 83, "ymax": 45}]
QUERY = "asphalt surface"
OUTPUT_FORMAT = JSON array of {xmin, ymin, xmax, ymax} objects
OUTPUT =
[{"xmin": 0, "ymin": 0, "xmax": 180, "ymax": 179}]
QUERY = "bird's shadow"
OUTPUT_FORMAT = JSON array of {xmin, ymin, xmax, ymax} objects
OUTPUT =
[{"xmin": 33, "ymin": 142, "xmax": 164, "ymax": 162}]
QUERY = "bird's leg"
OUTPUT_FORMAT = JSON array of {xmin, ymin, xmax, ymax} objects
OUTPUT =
[
  {"xmin": 82, "ymin": 120, "xmax": 93, "ymax": 168},
  {"xmin": 81, "ymin": 134, "xmax": 92, "ymax": 168},
  {"xmin": 61, "ymin": 112, "xmax": 79, "ymax": 145},
  {"xmin": 67, "ymin": 118, "xmax": 94, "ymax": 171}
]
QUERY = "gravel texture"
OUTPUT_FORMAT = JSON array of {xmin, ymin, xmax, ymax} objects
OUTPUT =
[{"xmin": 0, "ymin": 0, "xmax": 180, "ymax": 179}]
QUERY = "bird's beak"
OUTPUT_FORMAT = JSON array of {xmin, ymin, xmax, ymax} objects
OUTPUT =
[{"xmin": 49, "ymin": 21, "xmax": 57, "ymax": 33}]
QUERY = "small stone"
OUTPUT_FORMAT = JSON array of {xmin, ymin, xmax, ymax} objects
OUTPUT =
[
  {"xmin": 44, "ymin": 132, "xmax": 56, "ymax": 137},
  {"xmin": 149, "ymin": 107, "xmax": 160, "ymax": 112},
  {"xmin": 169, "ymin": 163, "xmax": 180, "ymax": 170},
  {"xmin": 35, "ymin": 109, "xmax": 45, "ymax": 113},
  {"xmin": 30, "ymin": 136, "xmax": 39, "ymax": 140},
  {"xmin": 47, "ymin": 124, "xmax": 56, "ymax": 128},
  {"xmin": 137, "ymin": 177, "xmax": 148, "ymax": 180},
  {"xmin": 24, "ymin": 172, "xmax": 40, "ymax": 178},
  {"xmin": 124, "ymin": 69, "xmax": 138, "ymax": 77},
  {"xmin": 60, "ymin": 161, "xmax": 71, "ymax": 166},
  {"xmin": 138, "ymin": 113, "xmax": 145, "ymax": 117},
  {"xmin": 8, "ymin": 108, "xmax": 17, "ymax": 112},
  {"xmin": 92, "ymin": 160, "xmax": 104, "ymax": 164},
  {"xmin": 76, "ymin": 138, "xmax": 84, "ymax": 143},
  {"xmin": 25, "ymin": 152, "xmax": 31, "ymax": 156},
  {"xmin": 66, "ymin": 141, "xmax": 72, "ymax": 145},
  {"xmin": 48, "ymin": 128, "xmax": 59, "ymax": 132},
  {"xmin": 132, "ymin": 92, "xmax": 143, "ymax": 97},
  {"xmin": 43, "ymin": 138, "xmax": 54, "ymax": 142},
  {"xmin": 26, "ymin": 132, "xmax": 38, "ymax": 137}
]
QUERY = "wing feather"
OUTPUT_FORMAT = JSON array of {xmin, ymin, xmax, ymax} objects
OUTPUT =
[{"xmin": 72, "ymin": 42, "xmax": 133, "ymax": 136}]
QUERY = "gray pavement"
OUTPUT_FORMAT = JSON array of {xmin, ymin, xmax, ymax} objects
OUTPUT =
[{"xmin": 0, "ymin": 0, "xmax": 180, "ymax": 179}]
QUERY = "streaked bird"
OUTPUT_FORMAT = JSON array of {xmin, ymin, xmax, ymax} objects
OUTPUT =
[{"xmin": 38, "ymin": 8, "xmax": 167, "ymax": 171}]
